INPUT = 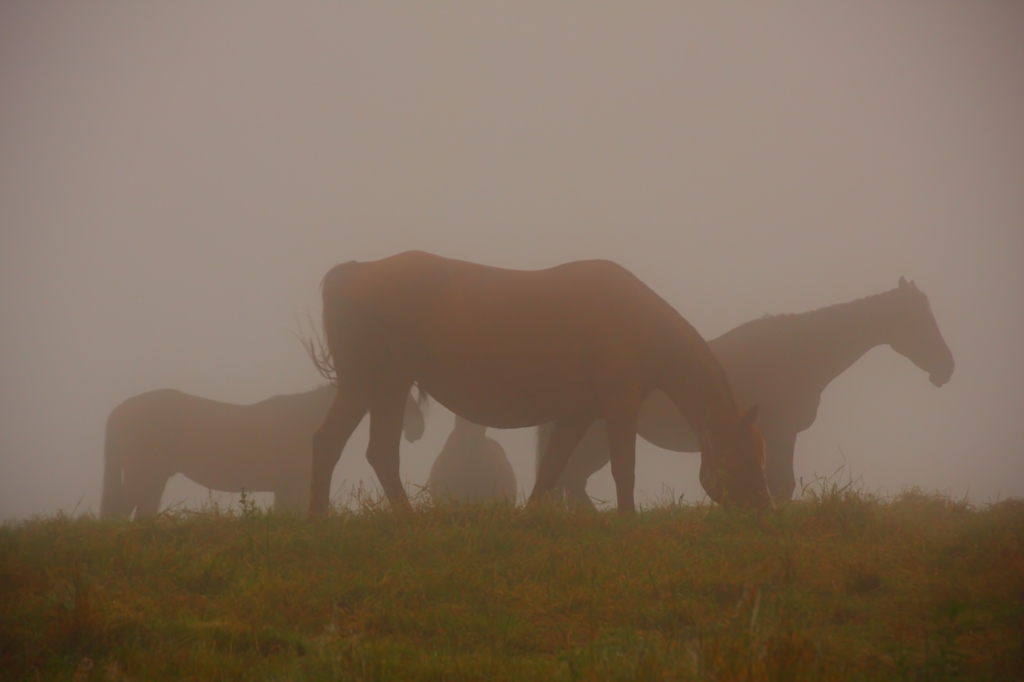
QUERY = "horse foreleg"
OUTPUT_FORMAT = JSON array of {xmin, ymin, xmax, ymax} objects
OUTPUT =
[
  {"xmin": 764, "ymin": 430, "xmax": 798, "ymax": 502},
  {"xmin": 366, "ymin": 388, "xmax": 412, "ymax": 511},
  {"xmin": 310, "ymin": 389, "xmax": 369, "ymax": 518},
  {"xmin": 529, "ymin": 416, "xmax": 594, "ymax": 505}
]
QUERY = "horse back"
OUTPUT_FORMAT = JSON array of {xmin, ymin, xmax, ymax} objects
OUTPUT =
[{"xmin": 326, "ymin": 252, "xmax": 682, "ymax": 420}]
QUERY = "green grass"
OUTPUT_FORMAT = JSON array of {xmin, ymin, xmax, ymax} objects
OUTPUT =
[{"xmin": 2, "ymin": 484, "xmax": 1022, "ymax": 681}]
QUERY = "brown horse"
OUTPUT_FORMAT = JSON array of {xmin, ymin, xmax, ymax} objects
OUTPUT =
[
  {"xmin": 538, "ymin": 277, "xmax": 955, "ymax": 506},
  {"xmin": 308, "ymin": 251, "xmax": 771, "ymax": 516},
  {"xmin": 101, "ymin": 386, "xmax": 425, "ymax": 519},
  {"xmin": 426, "ymin": 415, "xmax": 517, "ymax": 503}
]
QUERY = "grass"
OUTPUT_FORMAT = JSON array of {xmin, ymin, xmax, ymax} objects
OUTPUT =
[{"xmin": 1, "ymin": 482, "xmax": 1022, "ymax": 681}]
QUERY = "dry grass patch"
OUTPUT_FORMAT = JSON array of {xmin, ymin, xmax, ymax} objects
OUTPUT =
[{"xmin": 1, "ymin": 488, "xmax": 1022, "ymax": 680}]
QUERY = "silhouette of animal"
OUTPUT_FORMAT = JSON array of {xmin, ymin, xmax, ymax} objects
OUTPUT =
[
  {"xmin": 308, "ymin": 250, "xmax": 771, "ymax": 516},
  {"xmin": 538, "ymin": 277, "xmax": 954, "ymax": 506},
  {"xmin": 426, "ymin": 415, "xmax": 517, "ymax": 503},
  {"xmin": 101, "ymin": 385, "xmax": 425, "ymax": 519}
]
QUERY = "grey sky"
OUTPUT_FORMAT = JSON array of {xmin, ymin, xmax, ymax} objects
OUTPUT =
[{"xmin": 1, "ymin": 2, "xmax": 1022, "ymax": 519}]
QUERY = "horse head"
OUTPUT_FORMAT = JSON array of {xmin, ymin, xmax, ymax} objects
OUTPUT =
[
  {"xmin": 698, "ymin": 405, "xmax": 774, "ymax": 511},
  {"xmin": 889, "ymin": 277, "xmax": 954, "ymax": 387}
]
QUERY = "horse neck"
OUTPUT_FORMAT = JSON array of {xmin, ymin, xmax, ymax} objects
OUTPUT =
[
  {"xmin": 793, "ymin": 289, "xmax": 900, "ymax": 392},
  {"xmin": 666, "ymin": 324, "xmax": 740, "ymax": 431}
]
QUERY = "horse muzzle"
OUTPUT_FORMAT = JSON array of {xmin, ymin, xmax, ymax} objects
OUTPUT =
[
  {"xmin": 929, "ymin": 354, "xmax": 954, "ymax": 387},
  {"xmin": 699, "ymin": 474, "xmax": 774, "ymax": 511}
]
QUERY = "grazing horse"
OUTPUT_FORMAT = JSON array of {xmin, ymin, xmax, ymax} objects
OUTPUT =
[
  {"xmin": 427, "ymin": 415, "xmax": 517, "ymax": 503},
  {"xmin": 538, "ymin": 277, "xmax": 954, "ymax": 505},
  {"xmin": 101, "ymin": 386, "xmax": 425, "ymax": 519},
  {"xmin": 308, "ymin": 251, "xmax": 771, "ymax": 516}
]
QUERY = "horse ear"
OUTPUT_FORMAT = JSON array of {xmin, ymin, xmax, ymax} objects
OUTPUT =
[
  {"xmin": 739, "ymin": 404, "xmax": 759, "ymax": 429},
  {"xmin": 899, "ymin": 276, "xmax": 908, "ymax": 289}
]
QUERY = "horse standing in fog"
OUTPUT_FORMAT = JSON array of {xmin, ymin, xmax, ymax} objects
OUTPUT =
[
  {"xmin": 101, "ymin": 386, "xmax": 425, "ymax": 519},
  {"xmin": 308, "ymin": 250, "xmax": 771, "ymax": 516},
  {"xmin": 427, "ymin": 415, "xmax": 517, "ymax": 503},
  {"xmin": 538, "ymin": 277, "xmax": 954, "ymax": 506}
]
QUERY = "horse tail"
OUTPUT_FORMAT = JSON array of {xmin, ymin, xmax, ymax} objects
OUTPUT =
[
  {"xmin": 315, "ymin": 260, "xmax": 416, "ymax": 391},
  {"xmin": 306, "ymin": 261, "xmax": 360, "ymax": 386},
  {"xmin": 100, "ymin": 408, "xmax": 127, "ymax": 518}
]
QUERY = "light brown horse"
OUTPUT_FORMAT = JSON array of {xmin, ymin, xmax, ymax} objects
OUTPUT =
[
  {"xmin": 308, "ymin": 251, "xmax": 771, "ymax": 516},
  {"xmin": 427, "ymin": 415, "xmax": 517, "ymax": 503},
  {"xmin": 538, "ymin": 277, "xmax": 955, "ymax": 506},
  {"xmin": 101, "ymin": 386, "xmax": 425, "ymax": 519}
]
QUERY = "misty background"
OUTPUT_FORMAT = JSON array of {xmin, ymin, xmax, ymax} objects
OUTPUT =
[{"xmin": 1, "ymin": 2, "xmax": 1022, "ymax": 520}]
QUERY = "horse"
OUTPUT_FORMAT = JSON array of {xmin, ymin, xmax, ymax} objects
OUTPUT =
[
  {"xmin": 426, "ymin": 415, "xmax": 517, "ymax": 503},
  {"xmin": 101, "ymin": 385, "xmax": 426, "ymax": 519},
  {"xmin": 538, "ymin": 277, "xmax": 954, "ymax": 506},
  {"xmin": 308, "ymin": 250, "xmax": 771, "ymax": 516}
]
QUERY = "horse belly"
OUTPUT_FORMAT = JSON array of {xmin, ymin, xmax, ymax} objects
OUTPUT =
[
  {"xmin": 420, "ymin": 369, "xmax": 595, "ymax": 428},
  {"xmin": 175, "ymin": 427, "xmax": 291, "ymax": 494},
  {"xmin": 416, "ymin": 315, "xmax": 605, "ymax": 427}
]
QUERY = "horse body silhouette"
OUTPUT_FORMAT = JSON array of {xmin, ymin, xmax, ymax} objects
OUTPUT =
[
  {"xmin": 539, "ymin": 277, "xmax": 954, "ymax": 506},
  {"xmin": 310, "ymin": 251, "xmax": 771, "ymax": 515},
  {"xmin": 101, "ymin": 386, "xmax": 425, "ymax": 519},
  {"xmin": 427, "ymin": 415, "xmax": 517, "ymax": 503}
]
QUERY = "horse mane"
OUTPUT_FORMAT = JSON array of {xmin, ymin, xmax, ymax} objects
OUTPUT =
[
  {"xmin": 620, "ymin": 267, "xmax": 737, "ymax": 414},
  {"xmin": 719, "ymin": 285, "xmax": 918, "ymax": 342}
]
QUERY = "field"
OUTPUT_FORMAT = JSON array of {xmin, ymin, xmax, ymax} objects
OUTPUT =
[{"xmin": 2, "ymin": 484, "xmax": 1022, "ymax": 681}]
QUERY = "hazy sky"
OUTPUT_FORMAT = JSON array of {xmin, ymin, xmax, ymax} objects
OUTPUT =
[{"xmin": 2, "ymin": 2, "xmax": 1022, "ymax": 520}]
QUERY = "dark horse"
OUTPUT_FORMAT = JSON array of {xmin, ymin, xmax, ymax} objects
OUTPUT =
[
  {"xmin": 308, "ymin": 251, "xmax": 771, "ymax": 516},
  {"xmin": 538, "ymin": 277, "xmax": 954, "ymax": 505},
  {"xmin": 101, "ymin": 386, "xmax": 425, "ymax": 519}
]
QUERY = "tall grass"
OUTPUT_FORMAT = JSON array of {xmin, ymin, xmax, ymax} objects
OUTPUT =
[{"xmin": 2, "ymin": 482, "xmax": 1022, "ymax": 681}]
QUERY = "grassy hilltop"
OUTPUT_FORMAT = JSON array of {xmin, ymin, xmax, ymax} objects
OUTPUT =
[{"xmin": 1, "ymin": 485, "xmax": 1022, "ymax": 681}]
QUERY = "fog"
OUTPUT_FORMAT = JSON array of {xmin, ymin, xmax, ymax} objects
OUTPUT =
[{"xmin": 1, "ymin": 2, "xmax": 1022, "ymax": 520}]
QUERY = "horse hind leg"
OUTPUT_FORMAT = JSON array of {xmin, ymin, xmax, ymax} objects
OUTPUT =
[
  {"xmin": 562, "ymin": 421, "xmax": 611, "ymax": 510},
  {"xmin": 529, "ymin": 416, "xmax": 594, "ymax": 505},
  {"xmin": 536, "ymin": 421, "xmax": 598, "ymax": 509},
  {"xmin": 365, "ymin": 387, "xmax": 414, "ymax": 510},
  {"xmin": 310, "ymin": 388, "xmax": 371, "ymax": 517}
]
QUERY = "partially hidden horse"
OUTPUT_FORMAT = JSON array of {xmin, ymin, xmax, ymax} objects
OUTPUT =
[
  {"xmin": 308, "ymin": 250, "xmax": 772, "ymax": 516},
  {"xmin": 426, "ymin": 415, "xmax": 517, "ymax": 503},
  {"xmin": 538, "ymin": 277, "xmax": 954, "ymax": 506},
  {"xmin": 101, "ymin": 385, "xmax": 425, "ymax": 519}
]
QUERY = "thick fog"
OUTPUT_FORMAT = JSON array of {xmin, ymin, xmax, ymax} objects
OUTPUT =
[{"xmin": 1, "ymin": 3, "xmax": 1022, "ymax": 520}]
